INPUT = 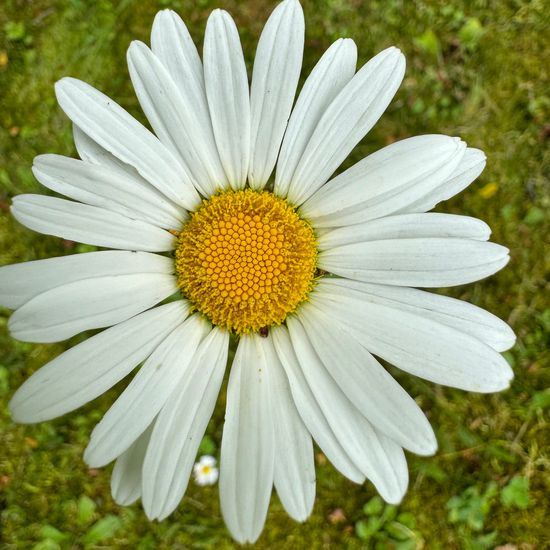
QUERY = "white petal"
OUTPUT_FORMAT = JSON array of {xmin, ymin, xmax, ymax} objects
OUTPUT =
[
  {"xmin": 72, "ymin": 124, "xmax": 189, "ymax": 225},
  {"xmin": 127, "ymin": 41, "xmax": 227, "ymax": 196},
  {"xmin": 73, "ymin": 124, "xmax": 133, "ymax": 173},
  {"xmin": 142, "ymin": 328, "xmax": 229, "ymax": 520},
  {"xmin": 312, "ymin": 285, "xmax": 514, "ymax": 392},
  {"xmin": 260, "ymin": 335, "xmax": 315, "ymax": 522},
  {"xmin": 301, "ymin": 135, "xmax": 466, "ymax": 226},
  {"xmin": 275, "ymin": 38, "xmax": 357, "ymax": 198},
  {"xmin": 316, "ymin": 278, "xmax": 516, "ymax": 352},
  {"xmin": 287, "ymin": 47, "xmax": 406, "ymax": 205},
  {"xmin": 219, "ymin": 335, "xmax": 275, "ymax": 544},
  {"xmin": 318, "ymin": 237, "xmax": 510, "ymax": 287},
  {"xmin": 33, "ymin": 154, "xmax": 185, "ymax": 230},
  {"xmin": 55, "ymin": 77, "xmax": 200, "ymax": 210},
  {"xmin": 84, "ymin": 315, "xmax": 209, "ymax": 468},
  {"xmin": 248, "ymin": 0, "xmax": 304, "ymax": 190},
  {"xmin": 271, "ymin": 325, "xmax": 365, "ymax": 484},
  {"xmin": 284, "ymin": 319, "xmax": 410, "ymax": 502},
  {"xmin": 198, "ymin": 455, "xmax": 217, "ymax": 468},
  {"xmin": 72, "ymin": 125, "xmax": 188, "ymax": 224},
  {"xmin": 318, "ymin": 213, "xmax": 491, "ymax": 251},
  {"xmin": 204, "ymin": 10, "xmax": 250, "ymax": 190},
  {"xmin": 150, "ymin": 10, "xmax": 205, "ymax": 109},
  {"xmin": 9, "ymin": 272, "xmax": 177, "ymax": 343},
  {"xmin": 9, "ymin": 301, "xmax": 188, "ymax": 423},
  {"xmin": 296, "ymin": 304, "xmax": 437, "ymax": 456},
  {"xmin": 403, "ymin": 148, "xmax": 487, "ymax": 213},
  {"xmin": 0, "ymin": 250, "xmax": 172, "ymax": 310},
  {"xmin": 11, "ymin": 194, "xmax": 175, "ymax": 252},
  {"xmin": 112, "ymin": 423, "xmax": 154, "ymax": 506}
]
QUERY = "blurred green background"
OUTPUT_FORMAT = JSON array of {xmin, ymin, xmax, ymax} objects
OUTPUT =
[{"xmin": 0, "ymin": 0, "xmax": 548, "ymax": 548}]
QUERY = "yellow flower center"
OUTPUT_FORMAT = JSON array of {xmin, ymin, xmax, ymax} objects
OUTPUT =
[{"xmin": 175, "ymin": 189, "xmax": 317, "ymax": 334}]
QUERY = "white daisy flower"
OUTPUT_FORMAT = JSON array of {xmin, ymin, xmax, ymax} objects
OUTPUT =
[
  {"xmin": 1, "ymin": 0, "xmax": 515, "ymax": 543},
  {"xmin": 193, "ymin": 455, "xmax": 219, "ymax": 486}
]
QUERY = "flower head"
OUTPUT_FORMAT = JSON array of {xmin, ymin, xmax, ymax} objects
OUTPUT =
[
  {"xmin": 193, "ymin": 455, "xmax": 219, "ymax": 486},
  {"xmin": 1, "ymin": 0, "xmax": 514, "ymax": 544}
]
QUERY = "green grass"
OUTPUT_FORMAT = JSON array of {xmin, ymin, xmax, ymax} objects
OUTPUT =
[{"xmin": 1, "ymin": 0, "xmax": 548, "ymax": 548}]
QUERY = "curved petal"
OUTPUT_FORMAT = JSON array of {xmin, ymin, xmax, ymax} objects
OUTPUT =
[
  {"xmin": 9, "ymin": 272, "xmax": 177, "ymax": 343},
  {"xmin": 72, "ymin": 125, "xmax": 189, "ymax": 223},
  {"xmin": 84, "ymin": 315, "xmax": 209, "ymax": 468},
  {"xmin": 11, "ymin": 194, "xmax": 175, "ymax": 252},
  {"xmin": 259, "ymin": 334, "xmax": 315, "ymax": 522},
  {"xmin": 248, "ymin": 0, "xmax": 304, "ymax": 190},
  {"xmin": 311, "ymin": 286, "xmax": 514, "ymax": 393},
  {"xmin": 296, "ymin": 304, "xmax": 437, "ymax": 456},
  {"xmin": 112, "ymin": 423, "xmax": 154, "ymax": 506},
  {"xmin": 55, "ymin": 77, "xmax": 200, "ymax": 210},
  {"xmin": 33, "ymin": 154, "xmax": 184, "ymax": 230},
  {"xmin": 316, "ymin": 278, "xmax": 516, "ymax": 352},
  {"xmin": 275, "ymin": 38, "xmax": 357, "ymax": 198},
  {"xmin": 142, "ymin": 328, "xmax": 229, "ymax": 520},
  {"xmin": 204, "ymin": 10, "xmax": 250, "ymax": 190},
  {"xmin": 301, "ymin": 135, "xmax": 467, "ymax": 226},
  {"xmin": 150, "ymin": 10, "xmax": 205, "ymax": 112},
  {"xmin": 287, "ymin": 47, "xmax": 406, "ymax": 205},
  {"xmin": 403, "ymin": 148, "xmax": 487, "ymax": 213},
  {"xmin": 127, "ymin": 41, "xmax": 227, "ymax": 196},
  {"xmin": 219, "ymin": 335, "xmax": 275, "ymax": 544},
  {"xmin": 318, "ymin": 237, "xmax": 510, "ymax": 287},
  {"xmin": 284, "ymin": 319, "xmax": 410, "ymax": 503},
  {"xmin": 271, "ymin": 325, "xmax": 365, "ymax": 484},
  {"xmin": 9, "ymin": 301, "xmax": 188, "ymax": 423},
  {"xmin": 73, "ymin": 124, "xmax": 134, "ymax": 173},
  {"xmin": 318, "ymin": 213, "xmax": 491, "ymax": 250},
  {"xmin": 0, "ymin": 250, "xmax": 172, "ymax": 310}
]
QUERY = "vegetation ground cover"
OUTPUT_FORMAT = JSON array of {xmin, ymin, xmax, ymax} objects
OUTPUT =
[{"xmin": 1, "ymin": 1, "xmax": 548, "ymax": 548}]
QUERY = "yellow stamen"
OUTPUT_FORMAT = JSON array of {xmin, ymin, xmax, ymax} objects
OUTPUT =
[{"xmin": 175, "ymin": 189, "xmax": 317, "ymax": 334}]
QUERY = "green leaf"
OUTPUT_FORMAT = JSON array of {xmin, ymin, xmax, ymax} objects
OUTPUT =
[
  {"xmin": 397, "ymin": 512, "xmax": 416, "ymax": 529},
  {"xmin": 363, "ymin": 495, "xmax": 384, "ymax": 516},
  {"xmin": 529, "ymin": 389, "xmax": 550, "ymax": 412},
  {"xmin": 393, "ymin": 540, "xmax": 418, "ymax": 550},
  {"xmin": 382, "ymin": 504, "xmax": 398, "ymax": 523},
  {"xmin": 4, "ymin": 21, "xmax": 26, "ymax": 41},
  {"xmin": 447, "ymin": 484, "xmax": 497, "ymax": 531},
  {"xmin": 459, "ymin": 18, "xmax": 484, "ymax": 49},
  {"xmin": 355, "ymin": 516, "xmax": 384, "ymax": 540},
  {"xmin": 77, "ymin": 495, "xmax": 97, "ymax": 526},
  {"xmin": 414, "ymin": 29, "xmax": 441, "ymax": 57},
  {"xmin": 539, "ymin": 309, "xmax": 550, "ymax": 332},
  {"xmin": 415, "ymin": 461, "xmax": 448, "ymax": 483},
  {"xmin": 32, "ymin": 541, "xmax": 61, "ymax": 550},
  {"xmin": 198, "ymin": 434, "xmax": 217, "ymax": 456},
  {"xmin": 355, "ymin": 519, "xmax": 371, "ymax": 541},
  {"xmin": 523, "ymin": 206, "xmax": 545, "ymax": 225},
  {"xmin": 82, "ymin": 515, "xmax": 122, "ymax": 545},
  {"xmin": 39, "ymin": 525, "xmax": 69, "ymax": 543},
  {"xmin": 385, "ymin": 521, "xmax": 415, "ymax": 541},
  {"xmin": 501, "ymin": 476, "xmax": 530, "ymax": 509},
  {"xmin": 500, "ymin": 204, "xmax": 516, "ymax": 221}
]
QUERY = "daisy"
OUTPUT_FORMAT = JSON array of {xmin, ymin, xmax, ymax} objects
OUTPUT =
[
  {"xmin": 193, "ymin": 455, "xmax": 219, "ymax": 486},
  {"xmin": 1, "ymin": 0, "xmax": 515, "ymax": 544}
]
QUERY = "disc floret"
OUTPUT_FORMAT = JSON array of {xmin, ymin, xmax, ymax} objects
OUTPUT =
[{"xmin": 175, "ymin": 189, "xmax": 317, "ymax": 334}]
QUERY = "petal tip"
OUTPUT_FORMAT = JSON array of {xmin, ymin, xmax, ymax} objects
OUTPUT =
[
  {"xmin": 8, "ymin": 398, "xmax": 26, "ymax": 424},
  {"xmin": 470, "ymin": 147, "xmax": 487, "ymax": 163},
  {"xmin": 55, "ymin": 76, "xmax": 79, "ymax": 93},
  {"xmin": 155, "ymin": 8, "xmax": 176, "ymax": 20}
]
